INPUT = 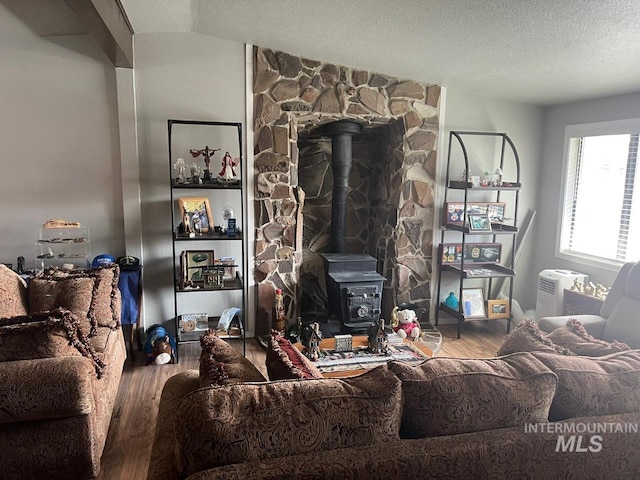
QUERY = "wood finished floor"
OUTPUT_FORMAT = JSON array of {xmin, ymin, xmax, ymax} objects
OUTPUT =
[{"xmin": 97, "ymin": 320, "xmax": 509, "ymax": 480}]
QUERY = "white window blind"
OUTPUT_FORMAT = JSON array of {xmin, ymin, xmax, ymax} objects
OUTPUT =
[{"xmin": 560, "ymin": 120, "xmax": 640, "ymax": 264}]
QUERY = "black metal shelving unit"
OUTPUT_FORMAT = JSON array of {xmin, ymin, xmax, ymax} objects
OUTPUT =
[
  {"xmin": 435, "ymin": 131, "xmax": 521, "ymax": 338},
  {"xmin": 167, "ymin": 119, "xmax": 246, "ymax": 360}
]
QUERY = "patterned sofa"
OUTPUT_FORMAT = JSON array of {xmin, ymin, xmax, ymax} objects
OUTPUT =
[
  {"xmin": 147, "ymin": 330, "xmax": 640, "ymax": 480},
  {"xmin": 0, "ymin": 264, "xmax": 126, "ymax": 480}
]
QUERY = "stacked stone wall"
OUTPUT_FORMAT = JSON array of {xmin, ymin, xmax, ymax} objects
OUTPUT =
[{"xmin": 253, "ymin": 46, "xmax": 440, "ymax": 333}]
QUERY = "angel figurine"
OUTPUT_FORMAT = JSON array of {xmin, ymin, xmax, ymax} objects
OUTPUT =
[
  {"xmin": 174, "ymin": 158, "xmax": 186, "ymax": 183},
  {"xmin": 219, "ymin": 151, "xmax": 238, "ymax": 180},
  {"xmin": 190, "ymin": 162, "xmax": 202, "ymax": 183}
]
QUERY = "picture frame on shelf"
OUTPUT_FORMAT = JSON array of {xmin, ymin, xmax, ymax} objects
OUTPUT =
[
  {"xmin": 468, "ymin": 213, "xmax": 492, "ymax": 232},
  {"xmin": 178, "ymin": 197, "xmax": 214, "ymax": 233},
  {"xmin": 487, "ymin": 299, "xmax": 510, "ymax": 319},
  {"xmin": 445, "ymin": 202, "xmax": 506, "ymax": 225},
  {"xmin": 461, "ymin": 288, "xmax": 486, "ymax": 318},
  {"xmin": 180, "ymin": 250, "xmax": 215, "ymax": 288},
  {"xmin": 441, "ymin": 243, "xmax": 502, "ymax": 265}
]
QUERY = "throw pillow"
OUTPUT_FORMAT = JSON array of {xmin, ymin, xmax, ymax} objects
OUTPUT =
[
  {"xmin": 173, "ymin": 364, "xmax": 402, "ymax": 476},
  {"xmin": 497, "ymin": 319, "xmax": 574, "ymax": 356},
  {"xmin": 28, "ymin": 276, "xmax": 95, "ymax": 336},
  {"xmin": 388, "ymin": 352, "xmax": 558, "ymax": 438},
  {"xmin": 265, "ymin": 330, "xmax": 323, "ymax": 380},
  {"xmin": 546, "ymin": 318, "xmax": 630, "ymax": 356},
  {"xmin": 0, "ymin": 308, "xmax": 105, "ymax": 377},
  {"xmin": 531, "ymin": 350, "xmax": 640, "ymax": 421},
  {"xmin": 39, "ymin": 265, "xmax": 121, "ymax": 330},
  {"xmin": 0, "ymin": 264, "xmax": 28, "ymax": 318},
  {"xmin": 198, "ymin": 330, "xmax": 266, "ymax": 387}
]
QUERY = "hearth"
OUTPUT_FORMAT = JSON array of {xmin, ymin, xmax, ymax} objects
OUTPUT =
[{"xmin": 316, "ymin": 120, "xmax": 386, "ymax": 332}]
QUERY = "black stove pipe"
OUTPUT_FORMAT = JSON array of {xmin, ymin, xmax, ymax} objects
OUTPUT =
[{"xmin": 321, "ymin": 120, "xmax": 362, "ymax": 253}]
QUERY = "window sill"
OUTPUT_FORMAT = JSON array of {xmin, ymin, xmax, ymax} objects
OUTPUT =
[{"xmin": 555, "ymin": 250, "xmax": 623, "ymax": 273}]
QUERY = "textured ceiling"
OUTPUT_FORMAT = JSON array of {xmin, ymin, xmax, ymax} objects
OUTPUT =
[{"xmin": 118, "ymin": 0, "xmax": 640, "ymax": 106}]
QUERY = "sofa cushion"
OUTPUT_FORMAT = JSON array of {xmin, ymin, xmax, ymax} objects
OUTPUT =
[
  {"xmin": 28, "ymin": 276, "xmax": 95, "ymax": 336},
  {"xmin": 198, "ymin": 330, "xmax": 266, "ymax": 387},
  {"xmin": 265, "ymin": 331, "xmax": 323, "ymax": 380},
  {"xmin": 497, "ymin": 319, "xmax": 574, "ymax": 356},
  {"xmin": 388, "ymin": 352, "xmax": 557, "ymax": 438},
  {"xmin": 40, "ymin": 265, "xmax": 121, "ymax": 330},
  {"xmin": 0, "ymin": 264, "xmax": 28, "ymax": 318},
  {"xmin": 173, "ymin": 364, "xmax": 402, "ymax": 476},
  {"xmin": 531, "ymin": 350, "xmax": 640, "ymax": 421},
  {"xmin": 0, "ymin": 308, "xmax": 105, "ymax": 377},
  {"xmin": 546, "ymin": 318, "xmax": 630, "ymax": 356}
]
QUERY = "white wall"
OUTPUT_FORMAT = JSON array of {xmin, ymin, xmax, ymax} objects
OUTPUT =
[
  {"xmin": 534, "ymin": 91, "xmax": 640, "ymax": 287},
  {"xmin": 441, "ymin": 89, "xmax": 544, "ymax": 310},
  {"xmin": 133, "ymin": 33, "xmax": 246, "ymax": 333},
  {"xmin": 0, "ymin": 6, "xmax": 124, "ymax": 270}
]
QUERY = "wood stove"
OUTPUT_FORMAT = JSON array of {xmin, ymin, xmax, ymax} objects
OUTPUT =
[
  {"xmin": 322, "ymin": 253, "xmax": 385, "ymax": 331},
  {"xmin": 316, "ymin": 120, "xmax": 386, "ymax": 332}
]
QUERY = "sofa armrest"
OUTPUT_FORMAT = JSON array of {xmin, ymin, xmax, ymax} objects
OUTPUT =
[
  {"xmin": 539, "ymin": 314, "xmax": 607, "ymax": 338},
  {"xmin": 0, "ymin": 356, "xmax": 95, "ymax": 424},
  {"xmin": 147, "ymin": 370, "xmax": 200, "ymax": 480}
]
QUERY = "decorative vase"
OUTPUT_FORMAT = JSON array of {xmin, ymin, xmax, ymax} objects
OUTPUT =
[{"xmin": 445, "ymin": 292, "xmax": 459, "ymax": 309}]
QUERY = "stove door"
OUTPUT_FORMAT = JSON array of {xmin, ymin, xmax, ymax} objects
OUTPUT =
[{"xmin": 342, "ymin": 283, "xmax": 383, "ymax": 328}]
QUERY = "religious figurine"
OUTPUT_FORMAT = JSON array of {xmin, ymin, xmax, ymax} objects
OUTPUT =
[
  {"xmin": 190, "ymin": 162, "xmax": 202, "ymax": 184},
  {"xmin": 190, "ymin": 146, "xmax": 220, "ymax": 182},
  {"xmin": 174, "ymin": 157, "xmax": 186, "ymax": 183},
  {"xmin": 219, "ymin": 151, "xmax": 238, "ymax": 181}
]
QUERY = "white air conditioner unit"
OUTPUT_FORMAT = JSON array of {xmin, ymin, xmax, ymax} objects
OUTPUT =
[{"xmin": 536, "ymin": 269, "xmax": 588, "ymax": 320}]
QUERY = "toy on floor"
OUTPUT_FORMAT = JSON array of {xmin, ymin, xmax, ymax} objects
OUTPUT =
[
  {"xmin": 144, "ymin": 325, "xmax": 177, "ymax": 365},
  {"xmin": 391, "ymin": 307, "xmax": 421, "ymax": 340}
]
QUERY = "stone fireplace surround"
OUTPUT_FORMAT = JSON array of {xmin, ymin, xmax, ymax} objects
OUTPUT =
[{"xmin": 253, "ymin": 46, "xmax": 440, "ymax": 335}]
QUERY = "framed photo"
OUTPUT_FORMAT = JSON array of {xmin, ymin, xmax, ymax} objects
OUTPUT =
[
  {"xmin": 468, "ymin": 213, "xmax": 492, "ymax": 232},
  {"xmin": 461, "ymin": 288, "xmax": 486, "ymax": 318},
  {"xmin": 488, "ymin": 299, "xmax": 510, "ymax": 319},
  {"xmin": 441, "ymin": 243, "xmax": 502, "ymax": 265},
  {"xmin": 445, "ymin": 202, "xmax": 506, "ymax": 225},
  {"xmin": 180, "ymin": 250, "xmax": 215, "ymax": 288},
  {"xmin": 178, "ymin": 197, "xmax": 214, "ymax": 233}
]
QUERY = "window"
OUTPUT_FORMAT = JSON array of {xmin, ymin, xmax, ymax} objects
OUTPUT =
[{"xmin": 559, "ymin": 120, "xmax": 640, "ymax": 265}]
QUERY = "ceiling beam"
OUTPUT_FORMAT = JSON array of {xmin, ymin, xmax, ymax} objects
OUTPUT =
[{"xmin": 64, "ymin": 0, "xmax": 134, "ymax": 68}]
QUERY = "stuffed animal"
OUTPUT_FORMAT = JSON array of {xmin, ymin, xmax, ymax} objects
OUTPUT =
[
  {"xmin": 392, "ymin": 308, "xmax": 421, "ymax": 340},
  {"xmin": 144, "ymin": 325, "xmax": 177, "ymax": 365}
]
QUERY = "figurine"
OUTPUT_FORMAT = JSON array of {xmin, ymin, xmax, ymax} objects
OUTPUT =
[
  {"xmin": 190, "ymin": 162, "xmax": 202, "ymax": 183},
  {"xmin": 180, "ymin": 209, "xmax": 192, "ymax": 234},
  {"xmin": 367, "ymin": 319, "xmax": 388, "ymax": 354},
  {"xmin": 190, "ymin": 146, "xmax": 220, "ymax": 182},
  {"xmin": 302, "ymin": 322, "xmax": 323, "ymax": 361},
  {"xmin": 174, "ymin": 158, "xmax": 186, "ymax": 183},
  {"xmin": 219, "ymin": 151, "xmax": 238, "ymax": 180}
]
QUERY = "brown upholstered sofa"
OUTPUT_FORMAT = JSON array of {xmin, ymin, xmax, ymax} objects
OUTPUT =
[
  {"xmin": 147, "ymin": 330, "xmax": 640, "ymax": 480},
  {"xmin": 0, "ymin": 264, "xmax": 126, "ymax": 480}
]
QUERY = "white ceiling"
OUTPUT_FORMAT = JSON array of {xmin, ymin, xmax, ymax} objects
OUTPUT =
[
  {"xmin": 7, "ymin": 0, "xmax": 640, "ymax": 106},
  {"xmin": 117, "ymin": 0, "xmax": 640, "ymax": 106}
]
